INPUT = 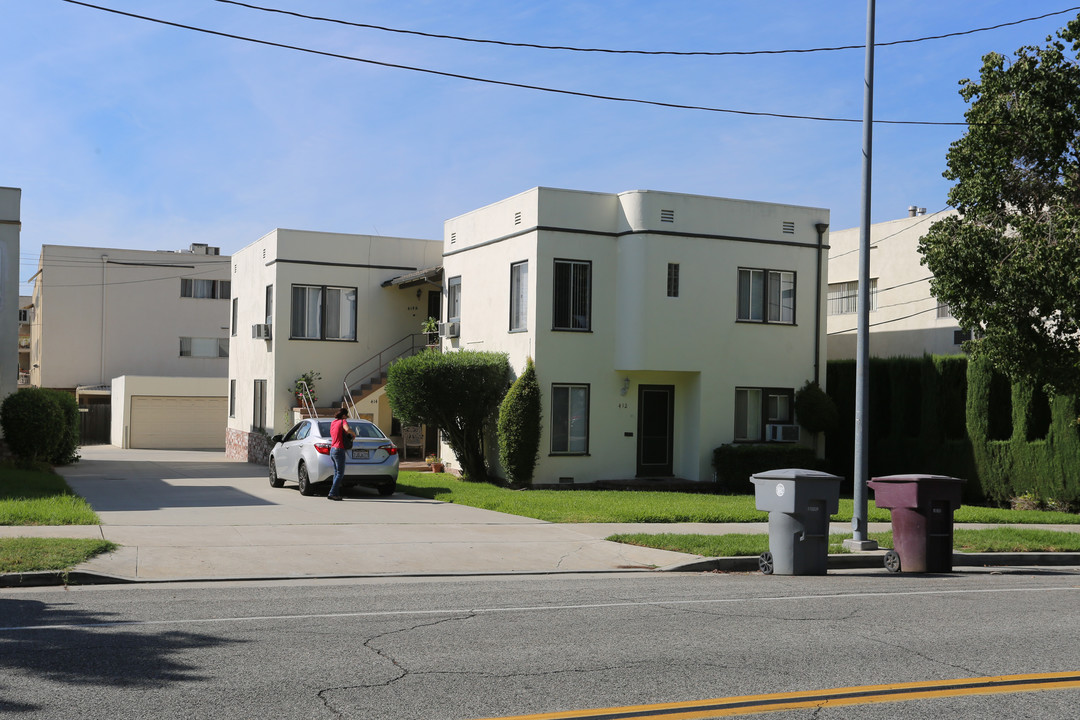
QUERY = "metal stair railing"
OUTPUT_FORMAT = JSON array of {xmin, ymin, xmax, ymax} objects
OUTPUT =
[
  {"xmin": 296, "ymin": 380, "xmax": 318, "ymax": 420},
  {"xmin": 342, "ymin": 381, "xmax": 359, "ymax": 420},
  {"xmin": 341, "ymin": 333, "xmax": 432, "ymax": 405}
]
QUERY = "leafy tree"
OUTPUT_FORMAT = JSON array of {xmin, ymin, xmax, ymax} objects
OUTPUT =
[
  {"xmin": 497, "ymin": 357, "xmax": 541, "ymax": 485},
  {"xmin": 385, "ymin": 350, "xmax": 509, "ymax": 482},
  {"xmin": 794, "ymin": 380, "xmax": 838, "ymax": 435},
  {"xmin": 918, "ymin": 15, "xmax": 1080, "ymax": 395}
]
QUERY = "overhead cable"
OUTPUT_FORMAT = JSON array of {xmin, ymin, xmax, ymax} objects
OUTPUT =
[
  {"xmin": 214, "ymin": 0, "xmax": 1080, "ymax": 57},
  {"xmin": 58, "ymin": 0, "xmax": 967, "ymax": 126}
]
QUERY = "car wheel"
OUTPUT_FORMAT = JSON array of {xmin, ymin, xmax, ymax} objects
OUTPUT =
[
  {"xmin": 377, "ymin": 483, "xmax": 395, "ymax": 497},
  {"xmin": 269, "ymin": 458, "xmax": 284, "ymax": 488},
  {"xmin": 298, "ymin": 462, "xmax": 314, "ymax": 496}
]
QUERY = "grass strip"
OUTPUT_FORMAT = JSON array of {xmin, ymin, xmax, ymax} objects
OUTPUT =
[
  {"xmin": 398, "ymin": 472, "xmax": 1079, "ymax": 525},
  {"xmin": 0, "ymin": 463, "xmax": 102, "ymax": 526},
  {"xmin": 606, "ymin": 528, "xmax": 1080, "ymax": 557},
  {"xmin": 0, "ymin": 537, "xmax": 117, "ymax": 574}
]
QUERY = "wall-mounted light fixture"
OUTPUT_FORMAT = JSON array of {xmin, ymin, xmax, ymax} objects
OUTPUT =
[
  {"xmin": 416, "ymin": 288, "xmax": 422, "ymax": 299},
  {"xmin": 620, "ymin": 377, "xmax": 630, "ymax": 396}
]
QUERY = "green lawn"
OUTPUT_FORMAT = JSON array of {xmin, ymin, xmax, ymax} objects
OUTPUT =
[
  {"xmin": 607, "ymin": 528, "xmax": 1080, "ymax": 557},
  {"xmin": 0, "ymin": 462, "xmax": 109, "ymax": 574},
  {"xmin": 398, "ymin": 471, "xmax": 1080, "ymax": 525}
]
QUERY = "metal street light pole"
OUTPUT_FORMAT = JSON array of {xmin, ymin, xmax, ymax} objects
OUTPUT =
[{"xmin": 845, "ymin": 0, "xmax": 879, "ymax": 552}]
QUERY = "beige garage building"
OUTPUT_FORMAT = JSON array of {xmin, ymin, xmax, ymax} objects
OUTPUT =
[{"xmin": 113, "ymin": 376, "xmax": 228, "ymax": 449}]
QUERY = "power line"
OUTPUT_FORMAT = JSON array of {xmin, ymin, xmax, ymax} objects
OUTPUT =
[
  {"xmin": 58, "ymin": 0, "xmax": 967, "ymax": 126},
  {"xmin": 828, "ymin": 208, "xmax": 952, "ymax": 260},
  {"xmin": 214, "ymin": 0, "xmax": 1080, "ymax": 57}
]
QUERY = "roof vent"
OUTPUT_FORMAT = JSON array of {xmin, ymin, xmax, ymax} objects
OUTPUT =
[
  {"xmin": 514, "ymin": 211, "xmax": 522, "ymax": 226},
  {"xmin": 450, "ymin": 232, "xmax": 457, "ymax": 244},
  {"xmin": 908, "ymin": 205, "xmax": 927, "ymax": 217},
  {"xmin": 782, "ymin": 221, "xmax": 795, "ymax": 234},
  {"xmin": 660, "ymin": 209, "xmax": 675, "ymax": 223}
]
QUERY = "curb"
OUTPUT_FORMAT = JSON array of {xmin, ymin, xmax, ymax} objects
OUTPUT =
[{"xmin": 661, "ymin": 551, "xmax": 1080, "ymax": 573}]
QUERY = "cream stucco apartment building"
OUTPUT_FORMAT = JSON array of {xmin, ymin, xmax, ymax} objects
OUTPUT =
[
  {"xmin": 437, "ymin": 187, "xmax": 831, "ymax": 484},
  {"xmin": 826, "ymin": 208, "xmax": 967, "ymax": 359},
  {"xmin": 30, "ymin": 242, "xmax": 232, "ymax": 448},
  {"xmin": 225, "ymin": 229, "xmax": 443, "ymax": 462}
]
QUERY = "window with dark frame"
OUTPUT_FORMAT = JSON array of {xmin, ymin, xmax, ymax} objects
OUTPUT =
[
  {"xmin": 553, "ymin": 259, "xmax": 591, "ymax": 331},
  {"xmin": 181, "ymin": 278, "xmax": 230, "ymax": 299},
  {"xmin": 179, "ymin": 337, "xmax": 229, "ymax": 358},
  {"xmin": 735, "ymin": 387, "xmax": 794, "ymax": 441},
  {"xmin": 667, "ymin": 263, "xmax": 680, "ymax": 298},
  {"xmin": 447, "ymin": 276, "xmax": 462, "ymax": 322},
  {"xmin": 253, "ymin": 379, "xmax": 267, "ymax": 432},
  {"xmin": 509, "ymin": 261, "xmax": 528, "ymax": 331},
  {"xmin": 551, "ymin": 384, "xmax": 589, "ymax": 454},
  {"xmin": 229, "ymin": 379, "xmax": 236, "ymax": 418},
  {"xmin": 231, "ymin": 298, "xmax": 238, "ymax": 337},
  {"xmin": 737, "ymin": 268, "xmax": 795, "ymax": 324},
  {"xmin": 265, "ymin": 285, "xmax": 273, "ymax": 325},
  {"xmin": 290, "ymin": 284, "xmax": 357, "ymax": 340}
]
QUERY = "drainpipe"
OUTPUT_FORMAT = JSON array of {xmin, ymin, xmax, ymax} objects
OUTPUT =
[
  {"xmin": 100, "ymin": 255, "xmax": 108, "ymax": 384},
  {"xmin": 813, "ymin": 223, "xmax": 829, "ymax": 386}
]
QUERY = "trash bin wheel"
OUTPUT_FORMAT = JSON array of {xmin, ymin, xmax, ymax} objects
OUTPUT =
[
  {"xmin": 884, "ymin": 550, "xmax": 901, "ymax": 573},
  {"xmin": 759, "ymin": 552, "xmax": 774, "ymax": 575}
]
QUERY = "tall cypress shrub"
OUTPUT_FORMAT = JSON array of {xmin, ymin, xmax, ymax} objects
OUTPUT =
[{"xmin": 497, "ymin": 357, "xmax": 542, "ymax": 485}]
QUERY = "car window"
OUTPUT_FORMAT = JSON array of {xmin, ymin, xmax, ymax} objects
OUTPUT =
[
  {"xmin": 350, "ymin": 421, "xmax": 385, "ymax": 439},
  {"xmin": 281, "ymin": 423, "xmax": 304, "ymax": 443},
  {"xmin": 296, "ymin": 422, "xmax": 311, "ymax": 440}
]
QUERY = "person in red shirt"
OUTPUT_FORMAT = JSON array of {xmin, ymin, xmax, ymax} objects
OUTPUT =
[{"xmin": 327, "ymin": 407, "xmax": 355, "ymax": 501}]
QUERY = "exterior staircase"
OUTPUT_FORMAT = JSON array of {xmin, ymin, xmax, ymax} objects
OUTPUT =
[{"xmin": 341, "ymin": 333, "xmax": 434, "ymax": 410}]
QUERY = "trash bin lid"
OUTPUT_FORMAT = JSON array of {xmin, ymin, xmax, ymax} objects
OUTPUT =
[
  {"xmin": 870, "ymin": 474, "xmax": 965, "ymax": 484},
  {"xmin": 751, "ymin": 468, "xmax": 842, "ymax": 482}
]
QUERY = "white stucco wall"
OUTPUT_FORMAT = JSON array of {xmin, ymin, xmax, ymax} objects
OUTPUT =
[
  {"xmin": 827, "ymin": 209, "xmax": 964, "ymax": 359},
  {"xmin": 227, "ymin": 229, "xmax": 443, "ymax": 442},
  {"xmin": 442, "ymin": 187, "xmax": 830, "ymax": 484},
  {"xmin": 30, "ymin": 244, "xmax": 231, "ymax": 390},
  {"xmin": 0, "ymin": 187, "xmax": 20, "ymax": 409}
]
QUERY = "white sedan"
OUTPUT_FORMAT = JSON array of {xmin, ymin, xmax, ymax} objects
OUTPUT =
[{"xmin": 269, "ymin": 418, "xmax": 399, "ymax": 496}]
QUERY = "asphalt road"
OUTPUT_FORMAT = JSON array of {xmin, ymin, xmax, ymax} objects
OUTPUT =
[{"xmin": 2, "ymin": 569, "xmax": 1079, "ymax": 719}]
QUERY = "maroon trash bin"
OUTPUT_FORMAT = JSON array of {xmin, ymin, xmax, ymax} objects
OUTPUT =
[{"xmin": 868, "ymin": 474, "xmax": 966, "ymax": 573}]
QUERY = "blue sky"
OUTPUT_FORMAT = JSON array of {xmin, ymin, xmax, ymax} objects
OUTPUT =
[{"xmin": 4, "ymin": 1, "xmax": 1079, "ymax": 293}]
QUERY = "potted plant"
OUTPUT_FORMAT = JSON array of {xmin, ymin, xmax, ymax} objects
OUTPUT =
[
  {"xmin": 292, "ymin": 370, "xmax": 322, "ymax": 406},
  {"xmin": 426, "ymin": 454, "xmax": 445, "ymax": 473}
]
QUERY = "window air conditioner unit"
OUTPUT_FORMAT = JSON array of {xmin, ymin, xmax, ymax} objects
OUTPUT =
[
  {"xmin": 252, "ymin": 324, "xmax": 272, "ymax": 340},
  {"xmin": 766, "ymin": 424, "xmax": 800, "ymax": 443},
  {"xmin": 438, "ymin": 321, "xmax": 460, "ymax": 338}
]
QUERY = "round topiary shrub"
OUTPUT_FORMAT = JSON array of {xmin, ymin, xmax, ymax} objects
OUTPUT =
[
  {"xmin": 0, "ymin": 387, "xmax": 81, "ymax": 464},
  {"xmin": 794, "ymin": 380, "xmax": 839, "ymax": 435}
]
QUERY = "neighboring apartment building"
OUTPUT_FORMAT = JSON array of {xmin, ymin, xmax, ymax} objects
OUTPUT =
[
  {"xmin": 826, "ymin": 208, "xmax": 966, "ymax": 359},
  {"xmin": 438, "ymin": 187, "xmax": 831, "ymax": 485},
  {"xmin": 18, "ymin": 295, "xmax": 31, "ymax": 386},
  {"xmin": 0, "ymin": 187, "xmax": 20, "ymax": 408},
  {"xmin": 30, "ymin": 243, "xmax": 232, "ymax": 447},
  {"xmin": 225, "ymin": 229, "xmax": 443, "ymax": 463}
]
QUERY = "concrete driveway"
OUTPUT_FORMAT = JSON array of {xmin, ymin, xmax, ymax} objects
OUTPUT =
[{"xmin": 31, "ymin": 446, "xmax": 700, "ymax": 581}]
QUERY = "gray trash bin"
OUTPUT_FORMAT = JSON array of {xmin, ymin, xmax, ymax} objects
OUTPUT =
[{"xmin": 751, "ymin": 468, "xmax": 842, "ymax": 575}]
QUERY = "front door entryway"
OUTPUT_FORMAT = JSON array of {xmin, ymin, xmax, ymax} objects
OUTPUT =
[{"xmin": 637, "ymin": 385, "xmax": 674, "ymax": 477}]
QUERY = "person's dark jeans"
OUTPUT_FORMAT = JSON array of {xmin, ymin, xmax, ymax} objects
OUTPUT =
[{"xmin": 329, "ymin": 447, "xmax": 347, "ymax": 497}]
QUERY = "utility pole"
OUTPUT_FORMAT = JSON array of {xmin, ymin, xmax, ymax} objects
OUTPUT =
[{"xmin": 845, "ymin": 0, "xmax": 879, "ymax": 552}]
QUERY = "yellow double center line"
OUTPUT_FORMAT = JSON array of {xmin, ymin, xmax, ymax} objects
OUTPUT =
[{"xmin": 474, "ymin": 672, "xmax": 1080, "ymax": 719}]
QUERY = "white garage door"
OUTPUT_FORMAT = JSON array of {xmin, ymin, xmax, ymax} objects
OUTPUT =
[{"xmin": 129, "ymin": 396, "xmax": 227, "ymax": 449}]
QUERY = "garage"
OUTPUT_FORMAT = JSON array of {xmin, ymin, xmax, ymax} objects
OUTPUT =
[{"xmin": 129, "ymin": 395, "xmax": 227, "ymax": 449}]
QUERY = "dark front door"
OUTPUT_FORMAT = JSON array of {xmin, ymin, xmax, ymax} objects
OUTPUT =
[{"xmin": 637, "ymin": 385, "xmax": 674, "ymax": 477}]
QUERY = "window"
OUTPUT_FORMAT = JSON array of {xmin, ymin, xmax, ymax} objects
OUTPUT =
[
  {"xmin": 827, "ymin": 279, "xmax": 878, "ymax": 315},
  {"xmin": 181, "ymin": 278, "xmax": 230, "ymax": 299},
  {"xmin": 735, "ymin": 387, "xmax": 794, "ymax": 441},
  {"xmin": 667, "ymin": 263, "xmax": 680, "ymax": 298},
  {"xmin": 553, "ymin": 259, "xmax": 591, "ymax": 331},
  {"xmin": 231, "ymin": 298, "xmax": 238, "ymax": 337},
  {"xmin": 265, "ymin": 285, "xmax": 274, "ymax": 325},
  {"xmin": 229, "ymin": 379, "xmax": 236, "ymax": 418},
  {"xmin": 509, "ymin": 262, "xmax": 528, "ymax": 331},
  {"xmin": 551, "ymin": 384, "xmax": 589, "ymax": 454},
  {"xmin": 253, "ymin": 379, "xmax": 267, "ymax": 432},
  {"xmin": 447, "ymin": 276, "xmax": 461, "ymax": 322},
  {"xmin": 936, "ymin": 301, "xmax": 952, "ymax": 319},
  {"xmin": 738, "ymin": 268, "xmax": 795, "ymax": 324},
  {"xmin": 180, "ymin": 337, "xmax": 228, "ymax": 358},
  {"xmin": 290, "ymin": 285, "xmax": 356, "ymax": 341}
]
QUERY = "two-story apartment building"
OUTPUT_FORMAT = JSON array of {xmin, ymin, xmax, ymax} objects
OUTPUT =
[
  {"xmin": 827, "ymin": 208, "xmax": 966, "ymax": 359},
  {"xmin": 438, "ymin": 187, "xmax": 831, "ymax": 484},
  {"xmin": 225, "ymin": 229, "xmax": 443, "ymax": 462},
  {"xmin": 30, "ymin": 242, "xmax": 232, "ymax": 447}
]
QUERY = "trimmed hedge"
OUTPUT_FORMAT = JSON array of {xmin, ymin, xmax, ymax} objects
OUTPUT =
[
  {"xmin": 712, "ymin": 444, "xmax": 825, "ymax": 494},
  {"xmin": 0, "ymin": 387, "xmax": 81, "ymax": 464},
  {"xmin": 825, "ymin": 354, "xmax": 1080, "ymax": 506}
]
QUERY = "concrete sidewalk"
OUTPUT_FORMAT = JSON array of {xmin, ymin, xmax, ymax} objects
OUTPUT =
[{"xmin": 2, "ymin": 446, "xmax": 1078, "ymax": 585}]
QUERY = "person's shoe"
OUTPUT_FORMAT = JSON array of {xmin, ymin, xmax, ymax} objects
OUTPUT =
[{"xmin": 327, "ymin": 495, "xmax": 343, "ymax": 501}]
